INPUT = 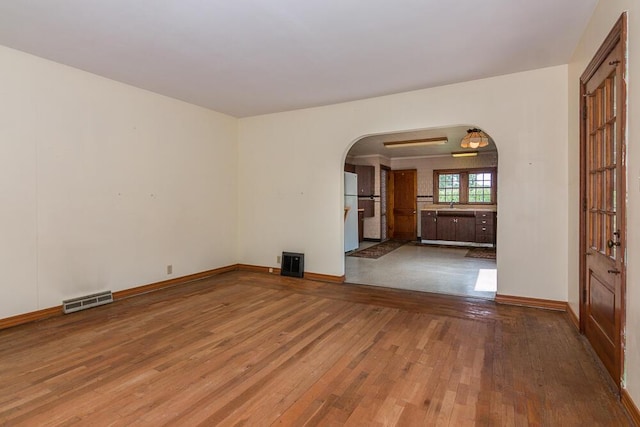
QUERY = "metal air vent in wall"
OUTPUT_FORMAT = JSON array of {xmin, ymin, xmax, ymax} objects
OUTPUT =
[
  {"xmin": 281, "ymin": 252, "xmax": 304, "ymax": 278},
  {"xmin": 63, "ymin": 291, "xmax": 113, "ymax": 314}
]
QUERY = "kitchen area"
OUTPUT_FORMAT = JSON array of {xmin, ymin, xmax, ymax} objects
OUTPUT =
[
  {"xmin": 343, "ymin": 163, "xmax": 378, "ymax": 252},
  {"xmin": 343, "ymin": 126, "xmax": 498, "ymax": 298}
]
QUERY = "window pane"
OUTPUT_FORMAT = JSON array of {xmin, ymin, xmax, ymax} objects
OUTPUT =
[
  {"xmin": 468, "ymin": 172, "xmax": 493, "ymax": 203},
  {"xmin": 437, "ymin": 173, "xmax": 461, "ymax": 203},
  {"xmin": 436, "ymin": 170, "xmax": 495, "ymax": 204}
]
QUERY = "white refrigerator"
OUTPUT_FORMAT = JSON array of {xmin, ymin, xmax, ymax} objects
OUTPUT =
[{"xmin": 344, "ymin": 172, "xmax": 359, "ymax": 252}]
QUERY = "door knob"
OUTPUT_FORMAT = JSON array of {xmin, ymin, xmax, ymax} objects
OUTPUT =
[{"xmin": 607, "ymin": 239, "xmax": 620, "ymax": 248}]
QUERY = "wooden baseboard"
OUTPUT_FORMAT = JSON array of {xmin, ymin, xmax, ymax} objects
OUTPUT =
[
  {"xmin": 567, "ymin": 303, "xmax": 580, "ymax": 330},
  {"xmin": 236, "ymin": 264, "xmax": 276, "ymax": 274},
  {"xmin": 0, "ymin": 264, "xmax": 238, "ymax": 331},
  {"xmin": 622, "ymin": 389, "xmax": 640, "ymax": 426},
  {"xmin": 114, "ymin": 264, "xmax": 238, "ymax": 299},
  {"xmin": 305, "ymin": 271, "xmax": 346, "ymax": 283},
  {"xmin": 236, "ymin": 264, "xmax": 345, "ymax": 283},
  {"xmin": 0, "ymin": 306, "xmax": 62, "ymax": 331},
  {"xmin": 494, "ymin": 294, "xmax": 567, "ymax": 311}
]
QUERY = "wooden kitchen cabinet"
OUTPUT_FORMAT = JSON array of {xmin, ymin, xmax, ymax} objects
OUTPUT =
[
  {"xmin": 456, "ymin": 216, "xmax": 476, "ymax": 242},
  {"xmin": 475, "ymin": 211, "xmax": 496, "ymax": 244},
  {"xmin": 358, "ymin": 199, "xmax": 374, "ymax": 217},
  {"xmin": 421, "ymin": 210, "xmax": 437, "ymax": 240},
  {"xmin": 422, "ymin": 210, "xmax": 495, "ymax": 244},
  {"xmin": 436, "ymin": 216, "xmax": 457, "ymax": 241},
  {"xmin": 358, "ymin": 210, "xmax": 364, "ymax": 242},
  {"xmin": 436, "ymin": 212, "xmax": 476, "ymax": 242},
  {"xmin": 355, "ymin": 165, "xmax": 375, "ymax": 196},
  {"xmin": 344, "ymin": 163, "xmax": 356, "ymax": 173}
]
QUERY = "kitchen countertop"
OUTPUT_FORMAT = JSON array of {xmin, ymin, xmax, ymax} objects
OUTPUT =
[{"xmin": 420, "ymin": 204, "xmax": 497, "ymax": 212}]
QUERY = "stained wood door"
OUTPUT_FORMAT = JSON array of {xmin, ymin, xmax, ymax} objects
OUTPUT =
[
  {"xmin": 390, "ymin": 170, "xmax": 416, "ymax": 240},
  {"xmin": 580, "ymin": 15, "xmax": 626, "ymax": 387}
]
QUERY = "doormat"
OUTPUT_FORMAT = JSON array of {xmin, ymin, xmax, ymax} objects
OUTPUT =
[
  {"xmin": 348, "ymin": 240, "xmax": 407, "ymax": 259},
  {"xmin": 465, "ymin": 247, "xmax": 496, "ymax": 259}
]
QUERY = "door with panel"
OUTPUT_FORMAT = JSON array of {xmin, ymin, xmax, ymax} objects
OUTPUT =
[
  {"xmin": 580, "ymin": 15, "xmax": 626, "ymax": 388},
  {"xmin": 390, "ymin": 170, "xmax": 417, "ymax": 240}
]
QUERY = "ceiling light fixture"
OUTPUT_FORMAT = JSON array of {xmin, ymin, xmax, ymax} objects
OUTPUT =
[
  {"xmin": 451, "ymin": 151, "xmax": 478, "ymax": 158},
  {"xmin": 383, "ymin": 137, "xmax": 448, "ymax": 148},
  {"xmin": 460, "ymin": 128, "xmax": 489, "ymax": 149}
]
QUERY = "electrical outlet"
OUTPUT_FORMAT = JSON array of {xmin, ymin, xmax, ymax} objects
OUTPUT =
[
  {"xmin": 269, "ymin": 267, "xmax": 274, "ymax": 273},
  {"xmin": 277, "ymin": 255, "xmax": 281, "ymax": 264},
  {"xmin": 167, "ymin": 265, "xmax": 173, "ymax": 275}
]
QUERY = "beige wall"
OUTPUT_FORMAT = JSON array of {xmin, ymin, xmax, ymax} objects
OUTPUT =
[
  {"xmin": 238, "ymin": 65, "xmax": 569, "ymax": 302},
  {"xmin": 568, "ymin": 0, "xmax": 639, "ymax": 407},
  {"xmin": 0, "ymin": 45, "xmax": 238, "ymax": 318}
]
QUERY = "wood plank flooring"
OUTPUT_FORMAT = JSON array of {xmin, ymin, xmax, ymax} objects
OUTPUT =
[{"xmin": 0, "ymin": 271, "xmax": 632, "ymax": 426}]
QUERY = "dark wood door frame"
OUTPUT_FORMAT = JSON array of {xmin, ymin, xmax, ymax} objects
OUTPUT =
[
  {"xmin": 380, "ymin": 165, "xmax": 390, "ymax": 241},
  {"xmin": 579, "ymin": 12, "xmax": 627, "ymax": 390}
]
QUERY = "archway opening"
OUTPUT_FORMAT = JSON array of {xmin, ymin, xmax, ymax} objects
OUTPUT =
[{"xmin": 343, "ymin": 125, "xmax": 498, "ymax": 299}]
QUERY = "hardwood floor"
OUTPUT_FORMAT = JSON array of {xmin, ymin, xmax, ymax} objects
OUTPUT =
[{"xmin": 0, "ymin": 271, "xmax": 632, "ymax": 426}]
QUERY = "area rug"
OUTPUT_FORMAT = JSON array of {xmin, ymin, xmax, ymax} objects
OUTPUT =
[
  {"xmin": 348, "ymin": 240, "xmax": 407, "ymax": 259},
  {"xmin": 411, "ymin": 242, "xmax": 470, "ymax": 250},
  {"xmin": 465, "ymin": 247, "xmax": 496, "ymax": 259}
]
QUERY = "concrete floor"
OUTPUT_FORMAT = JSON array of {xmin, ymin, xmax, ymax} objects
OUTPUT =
[{"xmin": 345, "ymin": 242, "xmax": 497, "ymax": 299}]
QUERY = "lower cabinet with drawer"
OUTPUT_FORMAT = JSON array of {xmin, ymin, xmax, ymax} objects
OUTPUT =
[
  {"xmin": 421, "ymin": 209, "xmax": 496, "ymax": 245},
  {"xmin": 475, "ymin": 211, "xmax": 496, "ymax": 244}
]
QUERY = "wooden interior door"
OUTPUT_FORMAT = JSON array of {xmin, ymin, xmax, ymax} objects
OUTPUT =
[
  {"xmin": 580, "ymin": 15, "xmax": 626, "ymax": 387},
  {"xmin": 390, "ymin": 170, "xmax": 416, "ymax": 240}
]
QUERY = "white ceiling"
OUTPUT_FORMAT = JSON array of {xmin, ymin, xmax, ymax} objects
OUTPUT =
[{"xmin": 0, "ymin": 0, "xmax": 597, "ymax": 118}]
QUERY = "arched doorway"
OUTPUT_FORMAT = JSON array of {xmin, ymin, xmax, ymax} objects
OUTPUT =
[{"xmin": 343, "ymin": 125, "xmax": 498, "ymax": 299}]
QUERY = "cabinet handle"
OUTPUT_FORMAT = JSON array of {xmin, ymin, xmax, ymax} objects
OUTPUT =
[
  {"xmin": 482, "ymin": 227, "xmax": 486, "ymax": 231},
  {"xmin": 482, "ymin": 220, "xmax": 487, "ymax": 224},
  {"xmin": 608, "ymin": 269, "xmax": 621, "ymax": 275}
]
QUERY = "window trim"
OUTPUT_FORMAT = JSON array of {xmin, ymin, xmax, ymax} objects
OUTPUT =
[{"xmin": 433, "ymin": 167, "xmax": 497, "ymax": 204}]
